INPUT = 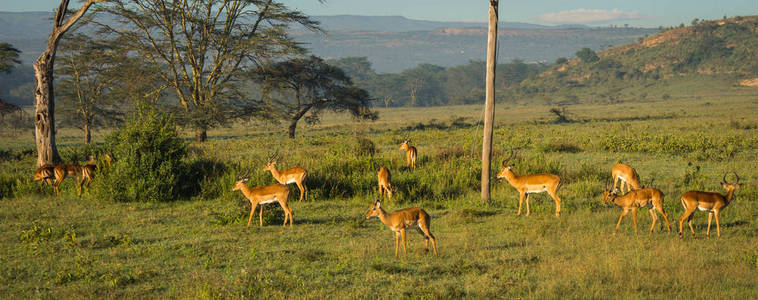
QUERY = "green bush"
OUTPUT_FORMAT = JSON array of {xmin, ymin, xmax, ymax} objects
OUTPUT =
[{"xmin": 91, "ymin": 104, "xmax": 187, "ymax": 202}]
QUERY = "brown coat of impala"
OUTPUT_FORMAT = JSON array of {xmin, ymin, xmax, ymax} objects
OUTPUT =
[
  {"xmin": 603, "ymin": 185, "xmax": 671, "ymax": 235},
  {"xmin": 33, "ymin": 164, "xmax": 55, "ymax": 191},
  {"xmin": 679, "ymin": 172, "xmax": 742, "ymax": 238},
  {"xmin": 611, "ymin": 163, "xmax": 641, "ymax": 194},
  {"xmin": 496, "ymin": 148, "xmax": 562, "ymax": 217},
  {"xmin": 377, "ymin": 167, "xmax": 395, "ymax": 200},
  {"xmin": 365, "ymin": 200, "xmax": 438, "ymax": 258},
  {"xmin": 232, "ymin": 177, "xmax": 294, "ymax": 228},
  {"xmin": 263, "ymin": 152, "xmax": 308, "ymax": 202},
  {"xmin": 52, "ymin": 164, "xmax": 94, "ymax": 196},
  {"xmin": 399, "ymin": 139, "xmax": 417, "ymax": 170}
]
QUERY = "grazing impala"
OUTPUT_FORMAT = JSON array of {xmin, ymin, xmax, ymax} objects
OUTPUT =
[
  {"xmin": 399, "ymin": 139, "xmax": 417, "ymax": 170},
  {"xmin": 33, "ymin": 164, "xmax": 55, "ymax": 191},
  {"xmin": 232, "ymin": 177, "xmax": 294, "ymax": 228},
  {"xmin": 263, "ymin": 151, "xmax": 308, "ymax": 202},
  {"xmin": 365, "ymin": 199, "xmax": 437, "ymax": 258},
  {"xmin": 603, "ymin": 180, "xmax": 671, "ymax": 235},
  {"xmin": 377, "ymin": 167, "xmax": 395, "ymax": 200},
  {"xmin": 52, "ymin": 164, "xmax": 87, "ymax": 196},
  {"xmin": 611, "ymin": 163, "xmax": 642, "ymax": 194},
  {"xmin": 497, "ymin": 148, "xmax": 563, "ymax": 217},
  {"xmin": 679, "ymin": 172, "xmax": 742, "ymax": 238}
]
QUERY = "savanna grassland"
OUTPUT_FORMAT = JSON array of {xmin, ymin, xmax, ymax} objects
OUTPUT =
[{"xmin": 1, "ymin": 94, "xmax": 757, "ymax": 298}]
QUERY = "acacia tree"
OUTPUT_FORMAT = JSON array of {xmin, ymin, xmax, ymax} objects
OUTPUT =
[
  {"xmin": 0, "ymin": 42, "xmax": 21, "ymax": 74},
  {"xmin": 0, "ymin": 42, "xmax": 22, "ymax": 114},
  {"xmin": 33, "ymin": 0, "xmax": 103, "ymax": 167},
  {"xmin": 97, "ymin": 0, "xmax": 319, "ymax": 141},
  {"xmin": 56, "ymin": 33, "xmax": 125, "ymax": 144},
  {"xmin": 255, "ymin": 55, "xmax": 377, "ymax": 138}
]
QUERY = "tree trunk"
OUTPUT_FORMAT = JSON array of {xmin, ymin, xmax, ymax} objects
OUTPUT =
[
  {"xmin": 287, "ymin": 120, "xmax": 297, "ymax": 139},
  {"xmin": 83, "ymin": 122, "xmax": 91, "ymax": 144},
  {"xmin": 195, "ymin": 129, "xmax": 207, "ymax": 142},
  {"xmin": 481, "ymin": 0, "xmax": 498, "ymax": 202},
  {"xmin": 34, "ymin": 49, "xmax": 61, "ymax": 166},
  {"xmin": 33, "ymin": 0, "xmax": 101, "ymax": 167}
]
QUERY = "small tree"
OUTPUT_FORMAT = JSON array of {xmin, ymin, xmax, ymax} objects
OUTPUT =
[
  {"xmin": 0, "ymin": 42, "xmax": 21, "ymax": 74},
  {"xmin": 93, "ymin": 103, "xmax": 187, "ymax": 202},
  {"xmin": 56, "ymin": 33, "xmax": 125, "ymax": 144},
  {"xmin": 576, "ymin": 47, "xmax": 599, "ymax": 63},
  {"xmin": 255, "ymin": 55, "xmax": 377, "ymax": 138}
]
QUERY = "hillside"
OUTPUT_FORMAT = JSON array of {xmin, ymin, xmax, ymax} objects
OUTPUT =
[{"xmin": 517, "ymin": 16, "xmax": 758, "ymax": 104}]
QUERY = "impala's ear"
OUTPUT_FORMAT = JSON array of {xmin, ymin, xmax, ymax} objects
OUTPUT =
[{"xmin": 375, "ymin": 200, "xmax": 381, "ymax": 208}]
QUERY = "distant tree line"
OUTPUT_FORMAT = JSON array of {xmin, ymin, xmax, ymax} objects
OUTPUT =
[{"xmin": 328, "ymin": 57, "xmax": 549, "ymax": 107}]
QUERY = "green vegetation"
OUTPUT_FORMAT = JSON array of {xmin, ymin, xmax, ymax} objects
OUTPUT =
[
  {"xmin": 519, "ymin": 16, "xmax": 758, "ymax": 104},
  {"xmin": 1, "ymin": 93, "xmax": 756, "ymax": 297}
]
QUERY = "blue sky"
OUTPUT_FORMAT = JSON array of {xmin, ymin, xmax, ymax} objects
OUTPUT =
[{"xmin": 2, "ymin": 0, "xmax": 756, "ymax": 27}]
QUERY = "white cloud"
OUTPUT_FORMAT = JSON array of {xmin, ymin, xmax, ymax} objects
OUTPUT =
[{"xmin": 537, "ymin": 9, "xmax": 642, "ymax": 24}]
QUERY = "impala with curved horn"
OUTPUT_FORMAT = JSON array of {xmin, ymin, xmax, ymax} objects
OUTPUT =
[
  {"xmin": 679, "ymin": 172, "xmax": 743, "ymax": 238},
  {"xmin": 497, "ymin": 147, "xmax": 563, "ymax": 217},
  {"xmin": 611, "ymin": 163, "xmax": 642, "ymax": 194},
  {"xmin": 602, "ymin": 179, "xmax": 671, "ymax": 235},
  {"xmin": 263, "ymin": 150, "xmax": 309, "ymax": 202},
  {"xmin": 364, "ymin": 199, "xmax": 438, "ymax": 258},
  {"xmin": 232, "ymin": 175, "xmax": 294, "ymax": 228},
  {"xmin": 399, "ymin": 138, "xmax": 417, "ymax": 170}
]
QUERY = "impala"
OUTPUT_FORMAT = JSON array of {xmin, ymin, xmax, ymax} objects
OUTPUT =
[
  {"xmin": 602, "ymin": 180, "xmax": 671, "ymax": 235},
  {"xmin": 263, "ymin": 151, "xmax": 308, "ymax": 202},
  {"xmin": 679, "ymin": 172, "xmax": 742, "ymax": 238},
  {"xmin": 399, "ymin": 139, "xmax": 417, "ymax": 170},
  {"xmin": 52, "ymin": 164, "xmax": 87, "ymax": 196},
  {"xmin": 33, "ymin": 164, "xmax": 55, "ymax": 191},
  {"xmin": 611, "ymin": 163, "xmax": 642, "ymax": 194},
  {"xmin": 232, "ymin": 177, "xmax": 294, "ymax": 227},
  {"xmin": 497, "ymin": 148, "xmax": 563, "ymax": 217},
  {"xmin": 377, "ymin": 167, "xmax": 395, "ymax": 200},
  {"xmin": 364, "ymin": 199, "xmax": 437, "ymax": 258}
]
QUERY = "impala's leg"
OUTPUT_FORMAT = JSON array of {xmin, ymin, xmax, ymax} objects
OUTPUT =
[
  {"xmin": 53, "ymin": 175, "xmax": 63, "ymax": 196},
  {"xmin": 678, "ymin": 207, "xmax": 696, "ymax": 238},
  {"xmin": 658, "ymin": 206, "xmax": 671, "ymax": 233},
  {"xmin": 548, "ymin": 190, "xmax": 562, "ymax": 217},
  {"xmin": 707, "ymin": 212, "xmax": 713, "ymax": 237},
  {"xmin": 419, "ymin": 220, "xmax": 437, "ymax": 256},
  {"xmin": 394, "ymin": 232, "xmax": 400, "ymax": 259},
  {"xmin": 525, "ymin": 194, "xmax": 531, "ymax": 216},
  {"xmin": 714, "ymin": 210, "xmax": 721, "ymax": 238},
  {"xmin": 378, "ymin": 184, "xmax": 383, "ymax": 198},
  {"xmin": 247, "ymin": 203, "xmax": 256, "ymax": 227},
  {"xmin": 612, "ymin": 177, "xmax": 620, "ymax": 192},
  {"xmin": 687, "ymin": 213, "xmax": 696, "ymax": 237},
  {"xmin": 649, "ymin": 209, "xmax": 657, "ymax": 234},
  {"xmin": 632, "ymin": 208, "xmax": 638, "ymax": 235},
  {"xmin": 259, "ymin": 204, "xmax": 264, "ymax": 227},
  {"xmin": 615, "ymin": 209, "xmax": 629, "ymax": 234},
  {"xmin": 400, "ymin": 229, "xmax": 407, "ymax": 256},
  {"xmin": 296, "ymin": 182, "xmax": 305, "ymax": 202},
  {"xmin": 517, "ymin": 192, "xmax": 525, "ymax": 216}
]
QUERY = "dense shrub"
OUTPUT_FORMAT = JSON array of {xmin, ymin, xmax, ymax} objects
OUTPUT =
[{"xmin": 91, "ymin": 104, "xmax": 187, "ymax": 202}]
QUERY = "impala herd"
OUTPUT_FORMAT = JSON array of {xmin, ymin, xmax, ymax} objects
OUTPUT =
[{"xmin": 33, "ymin": 139, "xmax": 744, "ymax": 258}]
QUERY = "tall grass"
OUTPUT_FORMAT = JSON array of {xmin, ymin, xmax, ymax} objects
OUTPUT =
[{"xmin": 0, "ymin": 97, "xmax": 756, "ymax": 298}]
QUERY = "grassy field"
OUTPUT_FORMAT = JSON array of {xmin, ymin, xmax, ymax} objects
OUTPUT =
[{"xmin": 1, "ymin": 95, "xmax": 757, "ymax": 298}]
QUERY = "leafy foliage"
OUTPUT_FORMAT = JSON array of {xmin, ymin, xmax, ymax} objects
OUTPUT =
[{"xmin": 91, "ymin": 104, "xmax": 187, "ymax": 202}]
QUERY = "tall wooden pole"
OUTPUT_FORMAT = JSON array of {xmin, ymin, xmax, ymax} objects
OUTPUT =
[{"xmin": 481, "ymin": 0, "xmax": 498, "ymax": 202}]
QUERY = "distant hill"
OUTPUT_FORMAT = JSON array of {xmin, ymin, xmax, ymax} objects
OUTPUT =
[
  {"xmin": 0, "ymin": 12, "xmax": 655, "ymax": 73},
  {"xmin": 517, "ymin": 16, "xmax": 758, "ymax": 104},
  {"xmin": 305, "ymin": 15, "xmax": 588, "ymax": 32}
]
